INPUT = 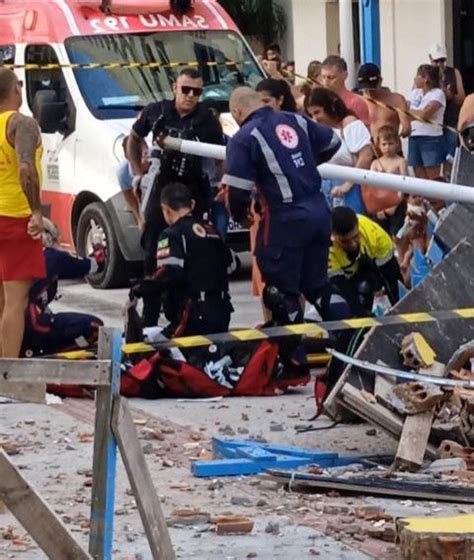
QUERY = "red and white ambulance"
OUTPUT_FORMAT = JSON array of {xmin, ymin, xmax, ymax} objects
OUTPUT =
[{"xmin": 0, "ymin": 0, "xmax": 262, "ymax": 287}]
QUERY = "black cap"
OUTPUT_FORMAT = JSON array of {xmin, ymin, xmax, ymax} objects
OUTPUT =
[{"xmin": 357, "ymin": 63, "xmax": 381, "ymax": 89}]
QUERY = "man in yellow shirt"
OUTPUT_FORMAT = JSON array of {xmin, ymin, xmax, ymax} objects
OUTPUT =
[
  {"xmin": 0, "ymin": 68, "xmax": 44, "ymax": 358},
  {"xmin": 329, "ymin": 207, "xmax": 401, "ymax": 316}
]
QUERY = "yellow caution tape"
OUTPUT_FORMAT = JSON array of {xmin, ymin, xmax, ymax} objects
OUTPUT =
[
  {"xmin": 2, "ymin": 60, "xmax": 250, "ymax": 71},
  {"xmin": 289, "ymin": 69, "xmax": 461, "ymax": 136},
  {"xmin": 119, "ymin": 306, "xmax": 474, "ymax": 355},
  {"xmin": 50, "ymin": 306, "xmax": 474, "ymax": 359}
]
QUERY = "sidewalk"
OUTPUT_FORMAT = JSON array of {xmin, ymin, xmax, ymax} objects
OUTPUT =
[{"xmin": 0, "ymin": 391, "xmax": 467, "ymax": 559}]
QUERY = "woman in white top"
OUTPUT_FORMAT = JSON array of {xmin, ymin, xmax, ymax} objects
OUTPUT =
[
  {"xmin": 305, "ymin": 88, "xmax": 373, "ymax": 213},
  {"xmin": 408, "ymin": 64, "xmax": 446, "ymax": 179}
]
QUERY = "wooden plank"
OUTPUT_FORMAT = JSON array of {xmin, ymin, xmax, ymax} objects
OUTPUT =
[
  {"xmin": 0, "ymin": 381, "xmax": 46, "ymax": 403},
  {"xmin": 374, "ymin": 373, "xmax": 394, "ymax": 400},
  {"xmin": 324, "ymin": 328, "xmax": 373, "ymax": 421},
  {"xmin": 0, "ymin": 448, "xmax": 91, "ymax": 559},
  {"xmin": 340, "ymin": 384, "xmax": 437, "ymax": 459},
  {"xmin": 266, "ymin": 469, "xmax": 474, "ymax": 504},
  {"xmin": 361, "ymin": 360, "xmax": 445, "ymax": 470},
  {"xmin": 89, "ymin": 328, "xmax": 121, "ymax": 560},
  {"xmin": 192, "ymin": 456, "xmax": 327, "ymax": 478},
  {"xmin": 395, "ymin": 411, "xmax": 434, "ymax": 471},
  {"xmin": 0, "ymin": 359, "xmax": 110, "ymax": 385},
  {"xmin": 112, "ymin": 396, "xmax": 175, "ymax": 560},
  {"xmin": 373, "ymin": 373, "xmax": 408, "ymax": 415},
  {"xmin": 341, "ymin": 383, "xmax": 404, "ymax": 438}
]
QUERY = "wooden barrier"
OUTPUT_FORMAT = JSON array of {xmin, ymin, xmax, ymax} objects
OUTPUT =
[{"xmin": 0, "ymin": 327, "xmax": 175, "ymax": 560}]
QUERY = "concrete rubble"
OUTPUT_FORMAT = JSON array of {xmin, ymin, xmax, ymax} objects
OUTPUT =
[{"xmin": 2, "ymin": 376, "xmax": 474, "ymax": 560}]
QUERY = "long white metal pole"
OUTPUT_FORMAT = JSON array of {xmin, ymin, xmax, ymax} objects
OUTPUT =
[{"xmin": 163, "ymin": 137, "xmax": 474, "ymax": 204}]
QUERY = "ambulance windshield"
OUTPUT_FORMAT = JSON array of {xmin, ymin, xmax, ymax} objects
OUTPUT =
[{"xmin": 65, "ymin": 30, "xmax": 263, "ymax": 119}]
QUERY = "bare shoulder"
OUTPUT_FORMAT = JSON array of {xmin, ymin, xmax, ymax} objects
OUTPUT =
[
  {"xmin": 14, "ymin": 115, "xmax": 42, "ymax": 155},
  {"xmin": 9, "ymin": 113, "xmax": 40, "ymax": 141},
  {"xmin": 11, "ymin": 114, "xmax": 42, "ymax": 161},
  {"xmin": 388, "ymin": 91, "xmax": 407, "ymax": 106},
  {"xmin": 14, "ymin": 114, "xmax": 40, "ymax": 134}
]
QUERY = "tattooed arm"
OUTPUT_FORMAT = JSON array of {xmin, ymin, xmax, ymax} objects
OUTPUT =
[{"xmin": 8, "ymin": 115, "xmax": 43, "ymax": 237}]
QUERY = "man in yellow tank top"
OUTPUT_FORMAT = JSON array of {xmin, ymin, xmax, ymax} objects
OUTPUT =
[{"xmin": 0, "ymin": 68, "xmax": 45, "ymax": 358}]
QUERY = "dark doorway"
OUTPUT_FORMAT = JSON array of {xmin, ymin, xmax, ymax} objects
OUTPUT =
[{"xmin": 453, "ymin": 0, "xmax": 474, "ymax": 93}]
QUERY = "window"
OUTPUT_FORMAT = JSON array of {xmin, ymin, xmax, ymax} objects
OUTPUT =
[
  {"xmin": 25, "ymin": 44, "xmax": 75, "ymax": 135},
  {"xmin": 65, "ymin": 31, "xmax": 263, "ymax": 120},
  {"xmin": 25, "ymin": 45, "xmax": 68, "ymax": 109}
]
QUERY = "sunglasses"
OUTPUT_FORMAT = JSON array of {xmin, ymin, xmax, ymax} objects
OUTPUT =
[{"xmin": 180, "ymin": 85, "xmax": 203, "ymax": 97}]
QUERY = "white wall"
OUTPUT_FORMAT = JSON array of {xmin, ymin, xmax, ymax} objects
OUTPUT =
[
  {"xmin": 276, "ymin": 0, "xmax": 295, "ymax": 61},
  {"xmin": 280, "ymin": 0, "xmax": 450, "ymax": 98},
  {"xmin": 279, "ymin": 0, "xmax": 333, "ymax": 77},
  {"xmin": 380, "ymin": 0, "xmax": 446, "ymax": 98}
]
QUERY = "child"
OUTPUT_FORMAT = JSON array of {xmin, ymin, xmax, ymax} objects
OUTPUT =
[
  {"xmin": 370, "ymin": 126, "xmax": 408, "ymax": 239},
  {"xmin": 371, "ymin": 125, "xmax": 408, "ymax": 176}
]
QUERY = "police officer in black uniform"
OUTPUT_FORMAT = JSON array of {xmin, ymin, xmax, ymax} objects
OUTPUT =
[
  {"xmin": 127, "ymin": 67, "xmax": 226, "ymax": 326},
  {"xmin": 130, "ymin": 183, "xmax": 233, "ymax": 338}
]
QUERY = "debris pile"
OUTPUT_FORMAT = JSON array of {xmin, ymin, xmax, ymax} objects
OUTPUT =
[{"xmin": 330, "ymin": 334, "xmax": 474, "ymax": 476}]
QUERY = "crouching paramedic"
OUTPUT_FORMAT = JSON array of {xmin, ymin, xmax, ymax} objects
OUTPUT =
[
  {"xmin": 329, "ymin": 207, "xmax": 402, "ymax": 316},
  {"xmin": 222, "ymin": 87, "xmax": 351, "ymax": 325},
  {"xmin": 131, "ymin": 183, "xmax": 233, "ymax": 337},
  {"xmin": 21, "ymin": 219, "xmax": 104, "ymax": 357}
]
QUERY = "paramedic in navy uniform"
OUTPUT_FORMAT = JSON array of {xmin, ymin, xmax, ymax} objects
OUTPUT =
[{"xmin": 222, "ymin": 87, "xmax": 351, "ymax": 324}]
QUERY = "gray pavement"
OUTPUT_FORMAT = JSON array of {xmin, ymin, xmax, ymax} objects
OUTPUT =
[
  {"xmin": 2, "ymin": 253, "xmax": 465, "ymax": 559},
  {"xmin": 52, "ymin": 253, "xmax": 262, "ymax": 330}
]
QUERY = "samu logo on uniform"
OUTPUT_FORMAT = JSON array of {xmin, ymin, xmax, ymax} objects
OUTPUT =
[{"xmin": 275, "ymin": 125, "xmax": 299, "ymax": 150}]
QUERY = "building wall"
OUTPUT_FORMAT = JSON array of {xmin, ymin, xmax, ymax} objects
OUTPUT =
[
  {"xmin": 379, "ymin": 0, "xmax": 447, "ymax": 98},
  {"xmin": 280, "ymin": 0, "xmax": 450, "ymax": 98},
  {"xmin": 278, "ymin": 0, "xmax": 333, "ymax": 77}
]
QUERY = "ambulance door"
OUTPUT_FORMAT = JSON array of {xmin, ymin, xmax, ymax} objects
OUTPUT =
[{"xmin": 24, "ymin": 44, "xmax": 77, "ymax": 246}]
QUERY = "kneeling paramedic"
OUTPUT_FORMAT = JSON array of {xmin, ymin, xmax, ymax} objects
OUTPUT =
[
  {"xmin": 21, "ymin": 219, "xmax": 104, "ymax": 357},
  {"xmin": 130, "ymin": 183, "xmax": 233, "ymax": 337},
  {"xmin": 329, "ymin": 207, "xmax": 402, "ymax": 316},
  {"xmin": 222, "ymin": 87, "xmax": 351, "ymax": 325}
]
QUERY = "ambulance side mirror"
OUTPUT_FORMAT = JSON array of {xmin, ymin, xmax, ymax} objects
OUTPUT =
[{"xmin": 33, "ymin": 90, "xmax": 68, "ymax": 135}]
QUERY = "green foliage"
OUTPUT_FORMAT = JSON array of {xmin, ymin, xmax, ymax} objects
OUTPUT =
[{"xmin": 218, "ymin": 0, "xmax": 287, "ymax": 45}]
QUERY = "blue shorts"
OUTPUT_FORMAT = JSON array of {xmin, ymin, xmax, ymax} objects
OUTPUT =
[
  {"xmin": 443, "ymin": 129, "xmax": 458, "ymax": 159},
  {"xmin": 408, "ymin": 135, "xmax": 446, "ymax": 167},
  {"xmin": 117, "ymin": 160, "xmax": 133, "ymax": 192}
]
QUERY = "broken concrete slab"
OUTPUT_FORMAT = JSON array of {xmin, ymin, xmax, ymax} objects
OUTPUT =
[
  {"xmin": 336, "ymin": 240, "xmax": 474, "ymax": 399},
  {"xmin": 433, "ymin": 203, "xmax": 474, "ymax": 251}
]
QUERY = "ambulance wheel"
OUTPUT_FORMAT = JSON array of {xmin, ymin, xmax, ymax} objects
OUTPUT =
[{"xmin": 76, "ymin": 202, "xmax": 128, "ymax": 289}]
